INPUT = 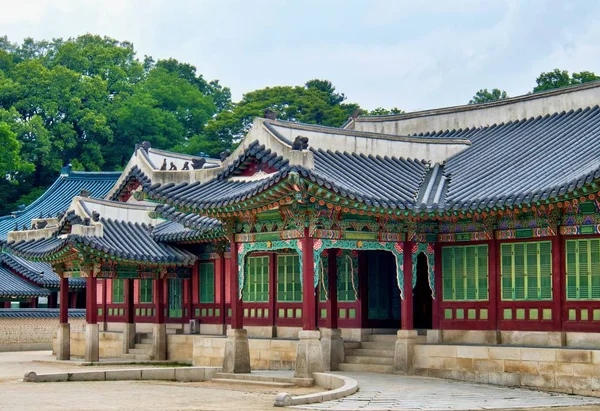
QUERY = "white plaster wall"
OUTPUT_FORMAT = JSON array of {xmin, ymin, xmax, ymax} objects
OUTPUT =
[{"xmin": 353, "ymin": 83, "xmax": 600, "ymax": 135}]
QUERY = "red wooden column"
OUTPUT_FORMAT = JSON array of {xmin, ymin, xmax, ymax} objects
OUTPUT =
[
  {"xmin": 59, "ymin": 277, "xmax": 69, "ymax": 324},
  {"xmin": 229, "ymin": 237, "xmax": 243, "ymax": 329},
  {"xmin": 85, "ymin": 275, "xmax": 97, "ymax": 324},
  {"xmin": 432, "ymin": 243, "xmax": 442, "ymax": 329},
  {"xmin": 31, "ymin": 297, "xmax": 38, "ymax": 308},
  {"xmin": 488, "ymin": 238, "xmax": 499, "ymax": 330},
  {"xmin": 102, "ymin": 279, "xmax": 108, "ymax": 329},
  {"xmin": 124, "ymin": 279, "xmax": 134, "ymax": 324},
  {"xmin": 188, "ymin": 263, "xmax": 197, "ymax": 320},
  {"xmin": 552, "ymin": 233, "xmax": 564, "ymax": 332},
  {"xmin": 70, "ymin": 291, "xmax": 77, "ymax": 309},
  {"xmin": 401, "ymin": 241, "xmax": 414, "ymax": 330},
  {"xmin": 155, "ymin": 277, "xmax": 165, "ymax": 324},
  {"xmin": 3, "ymin": 302, "xmax": 10, "ymax": 308},
  {"xmin": 218, "ymin": 253, "xmax": 227, "ymax": 330},
  {"xmin": 325, "ymin": 248, "xmax": 338, "ymax": 329},
  {"xmin": 301, "ymin": 226, "xmax": 317, "ymax": 330}
]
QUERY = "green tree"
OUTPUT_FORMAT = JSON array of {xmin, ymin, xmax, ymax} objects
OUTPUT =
[
  {"xmin": 0, "ymin": 121, "xmax": 22, "ymax": 176},
  {"xmin": 533, "ymin": 69, "xmax": 600, "ymax": 92},
  {"xmin": 368, "ymin": 107, "xmax": 405, "ymax": 115},
  {"xmin": 469, "ymin": 88, "xmax": 508, "ymax": 104},
  {"xmin": 186, "ymin": 79, "xmax": 360, "ymax": 156}
]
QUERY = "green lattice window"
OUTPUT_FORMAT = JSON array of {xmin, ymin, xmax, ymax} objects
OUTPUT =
[
  {"xmin": 501, "ymin": 241, "xmax": 552, "ymax": 301},
  {"xmin": 277, "ymin": 254, "xmax": 302, "ymax": 302},
  {"xmin": 112, "ymin": 279, "xmax": 124, "ymax": 304},
  {"xmin": 566, "ymin": 239, "xmax": 600, "ymax": 300},
  {"xmin": 139, "ymin": 279, "xmax": 153, "ymax": 303},
  {"xmin": 244, "ymin": 256, "xmax": 269, "ymax": 302},
  {"xmin": 442, "ymin": 245, "xmax": 488, "ymax": 301},
  {"xmin": 199, "ymin": 262, "xmax": 215, "ymax": 303},
  {"xmin": 338, "ymin": 256, "xmax": 356, "ymax": 302}
]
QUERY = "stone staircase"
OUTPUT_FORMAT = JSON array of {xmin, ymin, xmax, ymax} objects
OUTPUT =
[
  {"xmin": 339, "ymin": 333, "xmax": 427, "ymax": 374},
  {"xmin": 121, "ymin": 332, "xmax": 154, "ymax": 360}
]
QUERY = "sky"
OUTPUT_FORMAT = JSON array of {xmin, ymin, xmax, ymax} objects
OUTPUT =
[{"xmin": 1, "ymin": 0, "xmax": 599, "ymax": 112}]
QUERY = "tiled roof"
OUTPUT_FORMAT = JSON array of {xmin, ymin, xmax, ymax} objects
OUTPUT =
[
  {"xmin": 436, "ymin": 106, "xmax": 600, "ymax": 210},
  {"xmin": 147, "ymin": 141, "xmax": 428, "ymax": 211},
  {"xmin": 0, "ymin": 170, "xmax": 121, "ymax": 240},
  {"xmin": 0, "ymin": 308, "xmax": 86, "ymax": 318},
  {"xmin": 152, "ymin": 206, "xmax": 223, "ymax": 243},
  {"xmin": 108, "ymin": 165, "xmax": 151, "ymax": 201},
  {"xmin": 5, "ymin": 218, "xmax": 197, "ymax": 266},
  {"xmin": 0, "ymin": 253, "xmax": 86, "ymax": 289},
  {"xmin": 0, "ymin": 266, "xmax": 50, "ymax": 298}
]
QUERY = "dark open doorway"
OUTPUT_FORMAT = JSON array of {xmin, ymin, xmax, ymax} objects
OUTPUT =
[
  {"xmin": 365, "ymin": 251, "xmax": 401, "ymax": 328},
  {"xmin": 413, "ymin": 253, "xmax": 433, "ymax": 329}
]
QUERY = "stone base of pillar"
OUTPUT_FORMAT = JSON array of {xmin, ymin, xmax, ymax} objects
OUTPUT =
[
  {"xmin": 222, "ymin": 328, "xmax": 251, "ymax": 373},
  {"xmin": 549, "ymin": 331, "xmax": 566, "ymax": 347},
  {"xmin": 85, "ymin": 323, "xmax": 99, "ymax": 362},
  {"xmin": 295, "ymin": 330, "xmax": 324, "ymax": 378},
  {"xmin": 426, "ymin": 329, "xmax": 442, "ymax": 344},
  {"xmin": 320, "ymin": 328, "xmax": 344, "ymax": 371},
  {"xmin": 123, "ymin": 323, "xmax": 136, "ymax": 354},
  {"xmin": 152, "ymin": 323, "xmax": 167, "ymax": 360},
  {"xmin": 393, "ymin": 329, "xmax": 418, "ymax": 375},
  {"xmin": 56, "ymin": 323, "xmax": 70, "ymax": 361}
]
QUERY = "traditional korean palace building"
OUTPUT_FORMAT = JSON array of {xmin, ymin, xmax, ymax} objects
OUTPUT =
[
  {"xmin": 4, "ymin": 82, "xmax": 600, "ymax": 388},
  {"xmin": 0, "ymin": 167, "xmax": 120, "ymax": 308}
]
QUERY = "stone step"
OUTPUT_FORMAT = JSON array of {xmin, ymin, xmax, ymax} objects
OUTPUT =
[
  {"xmin": 367, "ymin": 334, "xmax": 398, "ymax": 343},
  {"xmin": 344, "ymin": 341, "xmax": 361, "ymax": 349},
  {"xmin": 120, "ymin": 353, "xmax": 153, "ymax": 361},
  {"xmin": 129, "ymin": 348, "xmax": 152, "ymax": 355},
  {"xmin": 360, "ymin": 341, "xmax": 396, "ymax": 350},
  {"xmin": 352, "ymin": 348, "xmax": 395, "ymax": 358},
  {"xmin": 339, "ymin": 363, "xmax": 394, "ymax": 374},
  {"xmin": 135, "ymin": 333, "xmax": 153, "ymax": 342},
  {"xmin": 134, "ymin": 343, "xmax": 153, "ymax": 350},
  {"xmin": 345, "ymin": 355, "xmax": 394, "ymax": 365},
  {"xmin": 139, "ymin": 338, "xmax": 153, "ymax": 344},
  {"xmin": 211, "ymin": 378, "xmax": 294, "ymax": 388},
  {"xmin": 214, "ymin": 373, "xmax": 296, "ymax": 384}
]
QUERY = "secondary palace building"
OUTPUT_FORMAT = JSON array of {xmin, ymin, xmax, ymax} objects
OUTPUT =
[{"xmin": 4, "ymin": 82, "xmax": 600, "ymax": 389}]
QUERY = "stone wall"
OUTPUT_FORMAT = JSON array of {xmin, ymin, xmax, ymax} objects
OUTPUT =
[
  {"xmin": 0, "ymin": 317, "xmax": 85, "ymax": 352},
  {"xmin": 167, "ymin": 334, "xmax": 195, "ymax": 362},
  {"xmin": 52, "ymin": 330, "xmax": 123, "ymax": 358},
  {"xmin": 414, "ymin": 344, "xmax": 600, "ymax": 396},
  {"xmin": 191, "ymin": 336, "xmax": 297, "ymax": 370}
]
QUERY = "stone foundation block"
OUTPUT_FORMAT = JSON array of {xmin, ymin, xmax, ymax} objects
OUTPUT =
[
  {"xmin": 393, "ymin": 329, "xmax": 418, "ymax": 374},
  {"xmin": 142, "ymin": 368, "xmax": 176, "ymax": 380},
  {"xmin": 153, "ymin": 323, "xmax": 167, "ymax": 361},
  {"xmin": 105, "ymin": 369, "xmax": 142, "ymax": 381},
  {"xmin": 84, "ymin": 324, "xmax": 99, "ymax": 362},
  {"xmin": 222, "ymin": 328, "xmax": 251, "ymax": 373},
  {"xmin": 320, "ymin": 328, "xmax": 344, "ymax": 372},
  {"xmin": 56, "ymin": 323, "xmax": 70, "ymax": 361},
  {"xmin": 295, "ymin": 330, "xmax": 324, "ymax": 378},
  {"xmin": 426, "ymin": 329, "xmax": 442, "ymax": 344},
  {"xmin": 122, "ymin": 323, "xmax": 135, "ymax": 354}
]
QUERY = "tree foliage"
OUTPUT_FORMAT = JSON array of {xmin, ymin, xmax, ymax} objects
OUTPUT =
[
  {"xmin": 469, "ymin": 88, "xmax": 508, "ymax": 105},
  {"xmin": 184, "ymin": 79, "xmax": 361, "ymax": 155},
  {"xmin": 533, "ymin": 69, "xmax": 600, "ymax": 92},
  {"xmin": 0, "ymin": 34, "xmax": 230, "ymax": 214}
]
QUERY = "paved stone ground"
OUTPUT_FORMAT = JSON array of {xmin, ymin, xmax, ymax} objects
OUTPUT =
[
  {"xmin": 3, "ymin": 352, "xmax": 600, "ymax": 411},
  {"xmin": 295, "ymin": 372, "xmax": 600, "ymax": 411}
]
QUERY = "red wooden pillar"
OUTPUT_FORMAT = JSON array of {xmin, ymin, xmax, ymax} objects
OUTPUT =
[
  {"xmin": 70, "ymin": 291, "xmax": 77, "ymax": 309},
  {"xmin": 302, "ymin": 227, "xmax": 317, "ymax": 330},
  {"xmin": 155, "ymin": 277, "xmax": 165, "ymax": 324},
  {"xmin": 218, "ymin": 253, "xmax": 226, "ymax": 327},
  {"xmin": 552, "ymin": 234, "xmax": 564, "ymax": 331},
  {"xmin": 432, "ymin": 243, "xmax": 442, "ymax": 329},
  {"xmin": 359, "ymin": 252, "xmax": 368, "ymax": 328},
  {"xmin": 230, "ymin": 237, "xmax": 243, "ymax": 329},
  {"xmin": 188, "ymin": 263, "xmax": 197, "ymax": 320},
  {"xmin": 401, "ymin": 241, "xmax": 414, "ymax": 330},
  {"xmin": 102, "ymin": 279, "xmax": 108, "ymax": 327},
  {"xmin": 85, "ymin": 275, "xmax": 97, "ymax": 324},
  {"xmin": 124, "ymin": 279, "xmax": 134, "ymax": 324},
  {"xmin": 325, "ymin": 248, "xmax": 338, "ymax": 329},
  {"xmin": 31, "ymin": 297, "xmax": 38, "ymax": 309},
  {"xmin": 59, "ymin": 276, "xmax": 69, "ymax": 324},
  {"xmin": 269, "ymin": 252, "xmax": 277, "ymax": 329},
  {"xmin": 3, "ymin": 301, "xmax": 10, "ymax": 308},
  {"xmin": 488, "ymin": 238, "xmax": 499, "ymax": 330}
]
